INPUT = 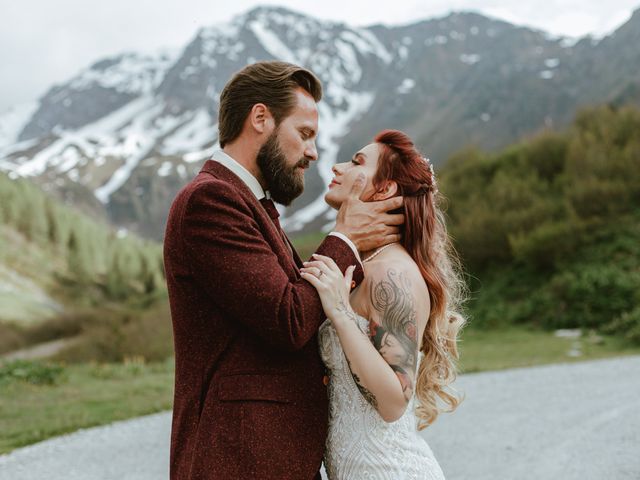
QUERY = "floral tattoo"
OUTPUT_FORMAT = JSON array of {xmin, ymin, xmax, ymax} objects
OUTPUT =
[{"xmin": 368, "ymin": 270, "xmax": 418, "ymax": 402}]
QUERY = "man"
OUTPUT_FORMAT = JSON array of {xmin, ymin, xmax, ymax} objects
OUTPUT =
[{"xmin": 164, "ymin": 61, "xmax": 403, "ymax": 479}]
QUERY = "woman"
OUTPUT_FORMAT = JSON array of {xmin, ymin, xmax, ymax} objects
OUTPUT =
[{"xmin": 300, "ymin": 130, "xmax": 466, "ymax": 479}]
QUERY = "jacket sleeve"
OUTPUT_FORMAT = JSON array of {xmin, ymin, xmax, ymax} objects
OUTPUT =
[{"xmin": 181, "ymin": 180, "xmax": 362, "ymax": 351}]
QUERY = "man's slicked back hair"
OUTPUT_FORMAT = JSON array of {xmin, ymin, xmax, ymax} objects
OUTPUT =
[{"xmin": 218, "ymin": 61, "xmax": 322, "ymax": 148}]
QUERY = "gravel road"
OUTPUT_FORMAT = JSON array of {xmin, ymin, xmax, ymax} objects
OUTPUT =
[{"xmin": 1, "ymin": 356, "xmax": 639, "ymax": 480}]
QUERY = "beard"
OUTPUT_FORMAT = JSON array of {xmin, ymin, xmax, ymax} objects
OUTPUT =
[{"xmin": 256, "ymin": 131, "xmax": 309, "ymax": 206}]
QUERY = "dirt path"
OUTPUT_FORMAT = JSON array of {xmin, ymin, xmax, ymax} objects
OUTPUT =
[{"xmin": 1, "ymin": 337, "xmax": 79, "ymax": 361}]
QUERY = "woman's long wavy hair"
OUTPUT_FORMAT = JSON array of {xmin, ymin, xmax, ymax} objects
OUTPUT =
[{"xmin": 372, "ymin": 129, "xmax": 467, "ymax": 430}]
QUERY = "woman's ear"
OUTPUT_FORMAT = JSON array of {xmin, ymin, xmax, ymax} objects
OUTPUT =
[{"xmin": 372, "ymin": 181, "xmax": 398, "ymax": 201}]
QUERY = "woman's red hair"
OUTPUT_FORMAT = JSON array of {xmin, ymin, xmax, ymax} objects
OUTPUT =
[{"xmin": 373, "ymin": 129, "xmax": 466, "ymax": 429}]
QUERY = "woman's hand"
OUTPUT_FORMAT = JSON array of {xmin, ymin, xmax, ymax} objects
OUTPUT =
[{"xmin": 300, "ymin": 254, "xmax": 356, "ymax": 323}]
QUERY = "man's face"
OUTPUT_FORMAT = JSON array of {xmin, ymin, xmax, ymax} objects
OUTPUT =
[{"xmin": 256, "ymin": 88, "xmax": 318, "ymax": 206}]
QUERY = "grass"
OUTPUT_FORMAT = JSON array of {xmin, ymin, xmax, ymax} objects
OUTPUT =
[
  {"xmin": 2, "ymin": 326, "xmax": 640, "ymax": 455},
  {"xmin": 458, "ymin": 326, "xmax": 640, "ymax": 373},
  {"xmin": 0, "ymin": 357, "xmax": 174, "ymax": 455},
  {"xmin": 290, "ymin": 231, "xmax": 326, "ymax": 261}
]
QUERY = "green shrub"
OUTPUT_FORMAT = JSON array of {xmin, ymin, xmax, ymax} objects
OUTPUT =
[
  {"xmin": 604, "ymin": 307, "xmax": 640, "ymax": 344},
  {"xmin": 522, "ymin": 132, "xmax": 567, "ymax": 182},
  {"xmin": 0, "ymin": 360, "xmax": 65, "ymax": 385},
  {"xmin": 441, "ymin": 105, "xmax": 640, "ymax": 341},
  {"xmin": 509, "ymin": 220, "xmax": 584, "ymax": 269},
  {"xmin": 0, "ymin": 323, "xmax": 26, "ymax": 354},
  {"xmin": 20, "ymin": 312, "xmax": 87, "ymax": 345},
  {"xmin": 53, "ymin": 301, "xmax": 173, "ymax": 363},
  {"xmin": 542, "ymin": 264, "xmax": 640, "ymax": 329}
]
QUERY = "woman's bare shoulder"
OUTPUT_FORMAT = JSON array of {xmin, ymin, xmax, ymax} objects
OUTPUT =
[
  {"xmin": 359, "ymin": 251, "xmax": 430, "ymax": 321},
  {"xmin": 363, "ymin": 251, "xmax": 426, "ymax": 289}
]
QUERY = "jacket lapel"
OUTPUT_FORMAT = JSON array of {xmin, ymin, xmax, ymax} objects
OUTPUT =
[{"xmin": 200, "ymin": 160, "xmax": 301, "ymax": 274}]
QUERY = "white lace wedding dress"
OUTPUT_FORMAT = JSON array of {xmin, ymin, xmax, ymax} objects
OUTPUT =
[{"xmin": 319, "ymin": 317, "xmax": 445, "ymax": 480}]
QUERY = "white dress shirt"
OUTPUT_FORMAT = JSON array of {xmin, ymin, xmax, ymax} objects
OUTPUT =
[{"xmin": 211, "ymin": 150, "xmax": 361, "ymax": 263}]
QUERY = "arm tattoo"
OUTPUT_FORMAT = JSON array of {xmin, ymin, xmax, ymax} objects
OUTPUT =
[
  {"xmin": 346, "ymin": 358, "xmax": 378, "ymax": 408},
  {"xmin": 368, "ymin": 269, "xmax": 418, "ymax": 402},
  {"xmin": 336, "ymin": 301, "xmax": 379, "ymax": 407},
  {"xmin": 336, "ymin": 299, "xmax": 367, "ymax": 334}
]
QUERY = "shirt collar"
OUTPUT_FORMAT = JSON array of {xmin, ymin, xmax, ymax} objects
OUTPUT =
[{"xmin": 211, "ymin": 149, "xmax": 268, "ymax": 200}]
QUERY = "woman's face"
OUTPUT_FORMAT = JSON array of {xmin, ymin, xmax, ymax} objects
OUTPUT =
[
  {"xmin": 324, "ymin": 142, "xmax": 381, "ymax": 209},
  {"xmin": 378, "ymin": 331, "xmax": 408, "ymax": 366}
]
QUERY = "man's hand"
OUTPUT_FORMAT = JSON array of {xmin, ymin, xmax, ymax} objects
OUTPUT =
[{"xmin": 334, "ymin": 173, "xmax": 404, "ymax": 252}]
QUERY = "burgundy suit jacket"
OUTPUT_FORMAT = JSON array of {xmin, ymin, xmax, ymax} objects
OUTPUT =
[{"xmin": 163, "ymin": 160, "xmax": 363, "ymax": 480}]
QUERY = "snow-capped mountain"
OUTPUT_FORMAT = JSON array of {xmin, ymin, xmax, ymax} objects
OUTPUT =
[{"xmin": 2, "ymin": 6, "xmax": 640, "ymax": 239}]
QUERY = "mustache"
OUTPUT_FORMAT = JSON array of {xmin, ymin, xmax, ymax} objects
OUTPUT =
[{"xmin": 295, "ymin": 158, "xmax": 310, "ymax": 169}]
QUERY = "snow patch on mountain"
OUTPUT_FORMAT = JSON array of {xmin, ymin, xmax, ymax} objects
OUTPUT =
[
  {"xmin": 340, "ymin": 30, "xmax": 393, "ymax": 65},
  {"xmin": 158, "ymin": 161, "xmax": 173, "ymax": 177},
  {"xmin": 94, "ymin": 134, "xmax": 155, "ymax": 203},
  {"xmin": 199, "ymin": 26, "xmax": 246, "ymax": 64},
  {"xmin": 460, "ymin": 54, "xmax": 481, "ymax": 65},
  {"xmin": 94, "ymin": 97, "xmax": 175, "ymax": 203},
  {"xmin": 70, "ymin": 50, "xmax": 177, "ymax": 95},
  {"xmin": 160, "ymin": 109, "xmax": 216, "ymax": 155},
  {"xmin": 183, "ymin": 145, "xmax": 218, "ymax": 164},
  {"xmin": 249, "ymin": 21, "xmax": 297, "ymax": 63},
  {"xmin": 544, "ymin": 58, "xmax": 560, "ymax": 68},
  {"xmin": 15, "ymin": 135, "xmax": 83, "ymax": 177},
  {"xmin": 81, "ymin": 96, "xmax": 157, "ymax": 137},
  {"xmin": 13, "ymin": 96, "xmax": 157, "ymax": 177},
  {"xmin": 0, "ymin": 138, "xmax": 39, "ymax": 164},
  {"xmin": 398, "ymin": 79, "xmax": 416, "ymax": 94}
]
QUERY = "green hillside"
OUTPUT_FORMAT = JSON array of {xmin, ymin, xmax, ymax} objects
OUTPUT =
[
  {"xmin": 439, "ymin": 105, "xmax": 640, "ymax": 343},
  {"xmin": 0, "ymin": 173, "xmax": 170, "ymax": 360}
]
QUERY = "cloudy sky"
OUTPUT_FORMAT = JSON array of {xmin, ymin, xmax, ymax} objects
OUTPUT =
[{"xmin": 1, "ymin": 0, "xmax": 639, "ymax": 111}]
